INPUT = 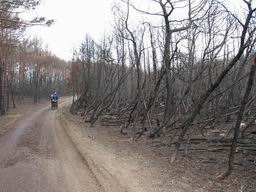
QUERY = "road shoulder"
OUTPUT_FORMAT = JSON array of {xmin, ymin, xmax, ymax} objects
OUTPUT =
[
  {"xmin": 58, "ymin": 106, "xmax": 128, "ymax": 192},
  {"xmin": 58, "ymin": 105, "xmax": 185, "ymax": 192},
  {"xmin": 0, "ymin": 99, "xmax": 49, "ymax": 137}
]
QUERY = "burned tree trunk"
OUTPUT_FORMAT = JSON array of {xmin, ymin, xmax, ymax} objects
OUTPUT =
[
  {"xmin": 218, "ymin": 54, "xmax": 256, "ymax": 179},
  {"xmin": 171, "ymin": 3, "xmax": 256, "ymax": 162},
  {"xmin": 0, "ymin": 63, "xmax": 3, "ymax": 115}
]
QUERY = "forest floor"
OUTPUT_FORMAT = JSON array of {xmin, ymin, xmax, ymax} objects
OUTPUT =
[{"xmin": 60, "ymin": 105, "xmax": 256, "ymax": 192}]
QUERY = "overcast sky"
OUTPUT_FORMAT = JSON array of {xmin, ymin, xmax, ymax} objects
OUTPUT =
[
  {"xmin": 24, "ymin": 0, "xmax": 253, "ymax": 61},
  {"xmin": 24, "ymin": 0, "xmax": 115, "ymax": 61}
]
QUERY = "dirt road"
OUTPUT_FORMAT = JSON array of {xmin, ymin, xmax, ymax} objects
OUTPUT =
[{"xmin": 0, "ymin": 103, "xmax": 105, "ymax": 192}]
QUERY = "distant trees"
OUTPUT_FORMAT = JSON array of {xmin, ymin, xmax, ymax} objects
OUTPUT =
[
  {"xmin": 0, "ymin": 0, "xmax": 67, "ymax": 115},
  {"xmin": 71, "ymin": 0, "xmax": 256, "ymax": 177},
  {"xmin": 15, "ymin": 38, "xmax": 69, "ymax": 103}
]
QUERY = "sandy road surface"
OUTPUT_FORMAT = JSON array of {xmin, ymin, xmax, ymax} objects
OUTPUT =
[{"xmin": 0, "ymin": 102, "xmax": 105, "ymax": 192}]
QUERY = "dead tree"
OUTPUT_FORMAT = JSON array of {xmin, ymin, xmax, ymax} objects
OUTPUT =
[
  {"xmin": 171, "ymin": 1, "xmax": 256, "ymax": 163},
  {"xmin": 218, "ymin": 54, "xmax": 256, "ymax": 179}
]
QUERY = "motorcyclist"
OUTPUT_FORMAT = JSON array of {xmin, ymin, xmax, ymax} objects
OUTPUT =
[{"xmin": 51, "ymin": 92, "xmax": 59, "ymax": 109}]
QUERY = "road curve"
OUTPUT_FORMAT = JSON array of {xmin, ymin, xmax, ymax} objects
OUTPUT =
[{"xmin": 0, "ymin": 103, "xmax": 104, "ymax": 192}]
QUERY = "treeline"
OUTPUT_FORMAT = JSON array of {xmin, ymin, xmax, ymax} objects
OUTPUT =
[
  {"xmin": 15, "ymin": 39, "xmax": 70, "ymax": 103},
  {"xmin": 71, "ymin": 0, "xmax": 256, "ymax": 176},
  {"xmin": 0, "ymin": 0, "xmax": 69, "ymax": 115}
]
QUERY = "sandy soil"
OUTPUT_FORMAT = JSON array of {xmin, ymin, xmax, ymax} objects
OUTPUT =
[
  {"xmin": 60, "ymin": 105, "xmax": 256, "ymax": 192},
  {"xmin": 0, "ymin": 98, "xmax": 47, "ymax": 137}
]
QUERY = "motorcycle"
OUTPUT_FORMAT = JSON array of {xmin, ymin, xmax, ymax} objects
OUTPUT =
[{"xmin": 51, "ymin": 99, "xmax": 58, "ymax": 110}]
